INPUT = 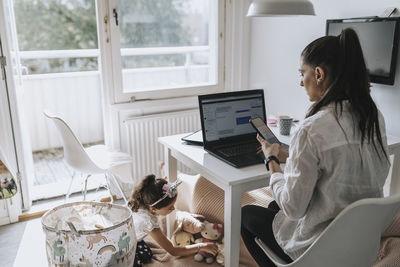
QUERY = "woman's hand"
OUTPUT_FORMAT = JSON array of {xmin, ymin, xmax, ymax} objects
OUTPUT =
[
  {"xmin": 199, "ymin": 242, "xmax": 218, "ymax": 256},
  {"xmin": 277, "ymin": 147, "xmax": 289, "ymax": 163},
  {"xmin": 257, "ymin": 134, "xmax": 286, "ymax": 162}
]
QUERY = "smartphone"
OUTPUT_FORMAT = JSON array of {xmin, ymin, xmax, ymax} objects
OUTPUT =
[{"xmin": 249, "ymin": 117, "xmax": 289, "ymax": 151}]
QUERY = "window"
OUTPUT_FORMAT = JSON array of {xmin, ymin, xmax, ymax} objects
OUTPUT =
[
  {"xmin": 13, "ymin": 0, "xmax": 98, "ymax": 75},
  {"xmin": 98, "ymin": 0, "xmax": 225, "ymax": 103}
]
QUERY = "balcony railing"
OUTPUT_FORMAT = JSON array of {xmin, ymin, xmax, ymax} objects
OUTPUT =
[
  {"xmin": 18, "ymin": 46, "xmax": 209, "ymax": 75},
  {"xmin": 18, "ymin": 46, "xmax": 210, "ymax": 151},
  {"xmin": 19, "ymin": 46, "xmax": 209, "ymax": 59}
]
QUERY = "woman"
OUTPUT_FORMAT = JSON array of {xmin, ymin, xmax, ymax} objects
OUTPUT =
[{"xmin": 241, "ymin": 28, "xmax": 390, "ymax": 266}]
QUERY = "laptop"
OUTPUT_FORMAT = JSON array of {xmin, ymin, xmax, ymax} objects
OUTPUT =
[{"xmin": 198, "ymin": 89, "xmax": 266, "ymax": 168}]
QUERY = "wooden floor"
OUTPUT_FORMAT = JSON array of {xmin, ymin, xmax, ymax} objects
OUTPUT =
[
  {"xmin": 32, "ymin": 147, "xmax": 72, "ymax": 186},
  {"xmin": 31, "ymin": 142, "xmax": 104, "ymax": 200},
  {"xmin": 32, "ymin": 142, "xmax": 103, "ymax": 186}
]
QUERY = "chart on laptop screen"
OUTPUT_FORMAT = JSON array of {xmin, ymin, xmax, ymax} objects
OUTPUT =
[{"xmin": 201, "ymin": 93, "xmax": 265, "ymax": 141}]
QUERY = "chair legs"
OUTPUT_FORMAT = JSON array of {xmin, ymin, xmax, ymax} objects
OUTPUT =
[
  {"xmin": 106, "ymin": 171, "xmax": 128, "ymax": 205},
  {"xmin": 104, "ymin": 173, "xmax": 114, "ymax": 203},
  {"xmin": 65, "ymin": 172, "xmax": 76, "ymax": 201},
  {"xmin": 65, "ymin": 171, "xmax": 127, "ymax": 205},
  {"xmin": 83, "ymin": 174, "xmax": 91, "ymax": 201}
]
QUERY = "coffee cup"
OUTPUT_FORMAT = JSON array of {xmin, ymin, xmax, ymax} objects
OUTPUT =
[{"xmin": 279, "ymin": 116, "xmax": 293, "ymax": 135}]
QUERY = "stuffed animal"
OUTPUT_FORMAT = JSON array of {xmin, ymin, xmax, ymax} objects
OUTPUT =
[
  {"xmin": 216, "ymin": 237, "xmax": 225, "ymax": 265},
  {"xmin": 174, "ymin": 210, "xmax": 205, "ymax": 234},
  {"xmin": 194, "ymin": 221, "xmax": 223, "ymax": 264},
  {"xmin": 174, "ymin": 231, "xmax": 194, "ymax": 247}
]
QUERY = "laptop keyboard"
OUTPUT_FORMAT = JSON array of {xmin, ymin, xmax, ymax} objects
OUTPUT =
[{"xmin": 219, "ymin": 143, "xmax": 258, "ymax": 157}]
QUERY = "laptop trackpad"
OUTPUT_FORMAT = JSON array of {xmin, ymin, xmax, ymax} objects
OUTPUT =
[{"xmin": 229, "ymin": 153, "xmax": 263, "ymax": 166}]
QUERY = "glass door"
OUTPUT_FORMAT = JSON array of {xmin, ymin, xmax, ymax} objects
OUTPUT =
[
  {"xmin": 10, "ymin": 0, "xmax": 104, "ymax": 201},
  {"xmin": 0, "ymin": 0, "xmax": 34, "ymax": 222}
]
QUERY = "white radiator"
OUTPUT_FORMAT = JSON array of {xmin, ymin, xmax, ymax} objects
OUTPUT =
[{"xmin": 123, "ymin": 109, "xmax": 201, "ymax": 182}]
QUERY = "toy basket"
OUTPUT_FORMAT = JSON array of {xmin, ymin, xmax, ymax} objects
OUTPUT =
[{"xmin": 41, "ymin": 201, "xmax": 136, "ymax": 266}]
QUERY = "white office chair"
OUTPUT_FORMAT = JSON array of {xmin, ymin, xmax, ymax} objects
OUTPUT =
[
  {"xmin": 255, "ymin": 193, "xmax": 400, "ymax": 267},
  {"xmin": 44, "ymin": 110, "xmax": 132, "ymax": 204}
]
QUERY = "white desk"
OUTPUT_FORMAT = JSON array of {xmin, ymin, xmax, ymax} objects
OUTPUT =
[{"xmin": 158, "ymin": 127, "xmax": 400, "ymax": 267}]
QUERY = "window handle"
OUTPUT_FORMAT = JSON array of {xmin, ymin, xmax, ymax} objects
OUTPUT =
[{"xmin": 113, "ymin": 8, "xmax": 119, "ymax": 26}]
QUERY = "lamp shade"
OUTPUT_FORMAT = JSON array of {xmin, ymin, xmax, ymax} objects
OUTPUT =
[{"xmin": 247, "ymin": 0, "xmax": 315, "ymax": 17}]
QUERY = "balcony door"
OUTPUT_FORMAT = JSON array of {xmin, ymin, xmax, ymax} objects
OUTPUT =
[
  {"xmin": 6, "ymin": 0, "xmax": 104, "ymax": 202},
  {"xmin": 0, "ymin": 0, "xmax": 35, "ymax": 223}
]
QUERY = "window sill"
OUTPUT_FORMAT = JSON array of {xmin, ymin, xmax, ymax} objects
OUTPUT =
[{"xmin": 110, "ymin": 95, "xmax": 199, "ymax": 117}]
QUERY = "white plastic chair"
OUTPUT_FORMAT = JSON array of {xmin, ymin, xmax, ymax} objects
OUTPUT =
[
  {"xmin": 255, "ymin": 193, "xmax": 400, "ymax": 267},
  {"xmin": 44, "ymin": 110, "xmax": 132, "ymax": 204}
]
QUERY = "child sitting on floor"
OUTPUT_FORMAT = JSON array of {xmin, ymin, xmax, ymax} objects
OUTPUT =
[{"xmin": 128, "ymin": 174, "xmax": 218, "ymax": 267}]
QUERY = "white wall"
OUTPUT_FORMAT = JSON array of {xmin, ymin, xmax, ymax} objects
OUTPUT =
[{"xmin": 249, "ymin": 1, "xmax": 400, "ymax": 137}]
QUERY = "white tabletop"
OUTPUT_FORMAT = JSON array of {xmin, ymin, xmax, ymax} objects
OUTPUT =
[
  {"xmin": 158, "ymin": 125, "xmax": 294, "ymax": 187},
  {"xmin": 158, "ymin": 134, "xmax": 268, "ymax": 187}
]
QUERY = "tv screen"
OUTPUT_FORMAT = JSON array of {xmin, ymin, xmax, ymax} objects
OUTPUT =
[{"xmin": 326, "ymin": 17, "xmax": 400, "ymax": 85}]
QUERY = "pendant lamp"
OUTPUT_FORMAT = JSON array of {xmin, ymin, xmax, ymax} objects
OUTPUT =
[{"xmin": 247, "ymin": 0, "xmax": 315, "ymax": 17}]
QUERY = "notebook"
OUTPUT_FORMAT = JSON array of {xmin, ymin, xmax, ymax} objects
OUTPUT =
[
  {"xmin": 198, "ymin": 89, "xmax": 266, "ymax": 168},
  {"xmin": 181, "ymin": 130, "xmax": 203, "ymax": 145}
]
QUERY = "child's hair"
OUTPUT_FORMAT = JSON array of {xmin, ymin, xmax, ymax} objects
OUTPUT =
[{"xmin": 128, "ymin": 174, "xmax": 177, "ymax": 212}]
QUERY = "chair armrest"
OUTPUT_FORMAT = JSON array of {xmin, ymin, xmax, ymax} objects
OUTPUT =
[{"xmin": 255, "ymin": 237, "xmax": 290, "ymax": 266}]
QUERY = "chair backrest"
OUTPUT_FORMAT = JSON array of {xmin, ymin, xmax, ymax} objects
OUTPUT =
[
  {"xmin": 43, "ymin": 110, "xmax": 102, "ymax": 174},
  {"xmin": 292, "ymin": 194, "xmax": 400, "ymax": 267}
]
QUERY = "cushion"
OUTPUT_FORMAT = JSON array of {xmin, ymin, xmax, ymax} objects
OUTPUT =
[{"xmin": 372, "ymin": 210, "xmax": 400, "ymax": 267}]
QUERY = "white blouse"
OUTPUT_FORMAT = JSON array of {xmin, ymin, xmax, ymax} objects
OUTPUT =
[
  {"xmin": 270, "ymin": 101, "xmax": 390, "ymax": 260},
  {"xmin": 132, "ymin": 208, "xmax": 160, "ymax": 241}
]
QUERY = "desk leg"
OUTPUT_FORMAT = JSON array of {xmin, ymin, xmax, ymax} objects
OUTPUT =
[
  {"xmin": 390, "ymin": 151, "xmax": 400, "ymax": 195},
  {"xmin": 224, "ymin": 185, "xmax": 242, "ymax": 267},
  {"xmin": 164, "ymin": 146, "xmax": 178, "ymax": 238}
]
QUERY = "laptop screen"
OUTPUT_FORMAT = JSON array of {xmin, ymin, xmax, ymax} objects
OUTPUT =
[{"xmin": 199, "ymin": 90, "xmax": 266, "ymax": 142}]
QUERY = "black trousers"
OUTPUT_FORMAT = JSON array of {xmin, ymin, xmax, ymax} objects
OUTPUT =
[{"xmin": 241, "ymin": 201, "xmax": 292, "ymax": 267}]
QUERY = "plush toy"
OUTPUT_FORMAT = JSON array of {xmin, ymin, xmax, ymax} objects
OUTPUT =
[
  {"xmin": 174, "ymin": 210, "xmax": 205, "ymax": 234},
  {"xmin": 216, "ymin": 237, "xmax": 225, "ymax": 265},
  {"xmin": 174, "ymin": 231, "xmax": 195, "ymax": 247},
  {"xmin": 194, "ymin": 221, "xmax": 223, "ymax": 264}
]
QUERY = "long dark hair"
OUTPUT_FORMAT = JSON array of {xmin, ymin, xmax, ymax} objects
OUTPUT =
[
  {"xmin": 301, "ymin": 28, "xmax": 387, "ymax": 160},
  {"xmin": 128, "ymin": 174, "xmax": 177, "ymax": 212}
]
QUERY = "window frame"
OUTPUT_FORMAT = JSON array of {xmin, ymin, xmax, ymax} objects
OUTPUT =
[{"xmin": 97, "ymin": 0, "xmax": 225, "ymax": 104}]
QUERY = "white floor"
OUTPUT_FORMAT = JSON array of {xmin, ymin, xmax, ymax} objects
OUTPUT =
[{"xmin": 13, "ymin": 218, "xmax": 47, "ymax": 267}]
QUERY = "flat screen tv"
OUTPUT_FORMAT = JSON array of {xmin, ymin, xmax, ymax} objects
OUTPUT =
[{"xmin": 326, "ymin": 17, "xmax": 400, "ymax": 85}]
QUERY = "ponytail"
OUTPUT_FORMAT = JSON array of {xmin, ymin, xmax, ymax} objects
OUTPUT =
[
  {"xmin": 128, "ymin": 174, "xmax": 156, "ymax": 212},
  {"xmin": 337, "ymin": 28, "xmax": 370, "ymax": 102},
  {"xmin": 128, "ymin": 174, "xmax": 175, "ymax": 212}
]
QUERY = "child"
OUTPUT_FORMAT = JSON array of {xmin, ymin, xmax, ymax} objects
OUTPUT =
[{"xmin": 128, "ymin": 174, "xmax": 218, "ymax": 266}]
